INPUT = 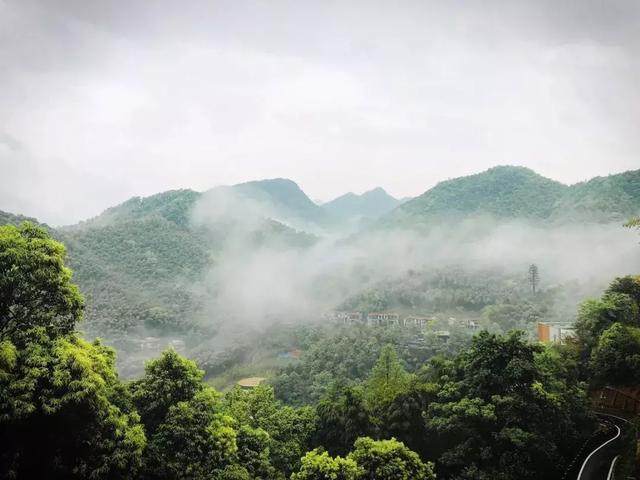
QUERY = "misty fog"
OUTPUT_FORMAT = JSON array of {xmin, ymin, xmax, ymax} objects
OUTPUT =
[{"xmin": 187, "ymin": 189, "xmax": 639, "ymax": 335}]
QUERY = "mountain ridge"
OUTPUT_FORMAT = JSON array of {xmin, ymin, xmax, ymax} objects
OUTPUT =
[
  {"xmin": 322, "ymin": 187, "xmax": 401, "ymax": 221},
  {"xmin": 381, "ymin": 165, "xmax": 640, "ymax": 227}
]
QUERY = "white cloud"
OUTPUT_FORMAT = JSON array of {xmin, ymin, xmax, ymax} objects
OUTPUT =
[{"xmin": 1, "ymin": 0, "xmax": 639, "ymax": 224}]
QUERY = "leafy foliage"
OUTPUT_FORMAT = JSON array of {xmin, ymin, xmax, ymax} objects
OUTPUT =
[
  {"xmin": 222, "ymin": 385, "xmax": 316, "ymax": 477},
  {"xmin": 131, "ymin": 349, "xmax": 205, "ymax": 435},
  {"xmin": 0, "ymin": 224, "xmax": 145, "ymax": 480},
  {"xmin": 348, "ymin": 437, "xmax": 435, "ymax": 480},
  {"xmin": 144, "ymin": 388, "xmax": 237, "ymax": 480},
  {"xmin": 0, "ymin": 223, "xmax": 83, "ymax": 341},
  {"xmin": 590, "ymin": 323, "xmax": 640, "ymax": 385},
  {"xmin": 425, "ymin": 331, "xmax": 593, "ymax": 480},
  {"xmin": 291, "ymin": 449, "xmax": 361, "ymax": 480}
]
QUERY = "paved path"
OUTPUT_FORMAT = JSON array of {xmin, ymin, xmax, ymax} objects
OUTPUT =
[{"xmin": 577, "ymin": 414, "xmax": 628, "ymax": 480}]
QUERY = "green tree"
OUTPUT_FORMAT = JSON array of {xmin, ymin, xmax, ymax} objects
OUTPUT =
[
  {"xmin": 347, "ymin": 437, "xmax": 435, "ymax": 480},
  {"xmin": 0, "ymin": 223, "xmax": 83, "ymax": 342},
  {"xmin": 234, "ymin": 425, "xmax": 278, "ymax": 479},
  {"xmin": 0, "ymin": 223, "xmax": 146, "ymax": 480},
  {"xmin": 528, "ymin": 264, "xmax": 539, "ymax": 295},
  {"xmin": 591, "ymin": 323, "xmax": 640, "ymax": 385},
  {"xmin": 144, "ymin": 388, "xmax": 237, "ymax": 480},
  {"xmin": 605, "ymin": 275, "xmax": 640, "ymax": 310},
  {"xmin": 291, "ymin": 449, "xmax": 361, "ymax": 480},
  {"xmin": 314, "ymin": 385, "xmax": 371, "ymax": 456},
  {"xmin": 381, "ymin": 382, "xmax": 438, "ymax": 459},
  {"xmin": 223, "ymin": 385, "xmax": 315, "ymax": 477},
  {"xmin": 426, "ymin": 331, "xmax": 592, "ymax": 480},
  {"xmin": 131, "ymin": 349, "xmax": 205, "ymax": 434},
  {"xmin": 574, "ymin": 292, "xmax": 639, "ymax": 355},
  {"xmin": 0, "ymin": 331, "xmax": 146, "ymax": 479},
  {"xmin": 365, "ymin": 345, "xmax": 410, "ymax": 411}
]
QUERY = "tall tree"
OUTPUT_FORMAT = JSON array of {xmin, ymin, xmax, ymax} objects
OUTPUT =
[
  {"xmin": 144, "ymin": 388, "xmax": 237, "ymax": 480},
  {"xmin": 528, "ymin": 264, "xmax": 539, "ymax": 295},
  {"xmin": 314, "ymin": 385, "xmax": 371, "ymax": 456},
  {"xmin": 0, "ymin": 223, "xmax": 83, "ymax": 342},
  {"xmin": 131, "ymin": 349, "xmax": 205, "ymax": 435},
  {"xmin": 426, "ymin": 331, "xmax": 592, "ymax": 480},
  {"xmin": 347, "ymin": 437, "xmax": 435, "ymax": 480},
  {"xmin": 365, "ymin": 345, "xmax": 410, "ymax": 411},
  {"xmin": 222, "ymin": 385, "xmax": 315, "ymax": 477},
  {"xmin": 590, "ymin": 323, "xmax": 640, "ymax": 386},
  {"xmin": 0, "ymin": 223, "xmax": 145, "ymax": 480},
  {"xmin": 291, "ymin": 449, "xmax": 360, "ymax": 480}
]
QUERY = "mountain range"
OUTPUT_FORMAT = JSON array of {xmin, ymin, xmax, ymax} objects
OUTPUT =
[
  {"xmin": 322, "ymin": 187, "xmax": 402, "ymax": 223},
  {"xmin": 2, "ymin": 165, "xmax": 639, "ymax": 348}
]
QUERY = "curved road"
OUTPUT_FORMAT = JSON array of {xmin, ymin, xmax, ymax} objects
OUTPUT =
[{"xmin": 577, "ymin": 413, "xmax": 629, "ymax": 480}]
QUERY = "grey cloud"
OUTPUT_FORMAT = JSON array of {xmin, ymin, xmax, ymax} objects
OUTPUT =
[{"xmin": 1, "ymin": 0, "xmax": 639, "ymax": 224}]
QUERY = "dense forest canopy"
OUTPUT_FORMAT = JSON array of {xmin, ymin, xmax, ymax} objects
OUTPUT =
[{"xmin": 7, "ymin": 222, "xmax": 639, "ymax": 479}]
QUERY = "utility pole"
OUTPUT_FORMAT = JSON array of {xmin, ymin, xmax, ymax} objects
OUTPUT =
[{"xmin": 528, "ymin": 264, "xmax": 539, "ymax": 295}]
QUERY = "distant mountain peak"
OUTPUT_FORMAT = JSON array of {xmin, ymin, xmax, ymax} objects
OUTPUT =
[
  {"xmin": 362, "ymin": 187, "xmax": 390, "ymax": 197},
  {"xmin": 229, "ymin": 177, "xmax": 328, "ymax": 227},
  {"xmin": 323, "ymin": 187, "xmax": 400, "ymax": 221}
]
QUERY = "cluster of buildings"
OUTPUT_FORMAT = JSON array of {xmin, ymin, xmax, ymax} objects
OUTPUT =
[
  {"xmin": 325, "ymin": 311, "xmax": 480, "ymax": 331},
  {"xmin": 139, "ymin": 336, "xmax": 186, "ymax": 353},
  {"xmin": 536, "ymin": 322, "xmax": 575, "ymax": 344},
  {"xmin": 328, "ymin": 314, "xmax": 576, "ymax": 346}
]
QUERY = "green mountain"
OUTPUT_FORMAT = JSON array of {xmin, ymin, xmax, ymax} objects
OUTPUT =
[
  {"xmin": 55, "ymin": 187, "xmax": 316, "ymax": 341},
  {"xmin": 382, "ymin": 166, "xmax": 640, "ymax": 227},
  {"xmin": 322, "ymin": 187, "xmax": 400, "ymax": 221},
  {"xmin": 3, "ymin": 166, "xmax": 639, "ymax": 367},
  {"xmin": 553, "ymin": 169, "xmax": 640, "ymax": 222},
  {"xmin": 211, "ymin": 178, "xmax": 330, "ymax": 230},
  {"xmin": 0, "ymin": 209, "xmax": 41, "ymax": 227}
]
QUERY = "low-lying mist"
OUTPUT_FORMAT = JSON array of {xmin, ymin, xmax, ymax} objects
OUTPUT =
[{"xmin": 190, "ymin": 189, "xmax": 640, "ymax": 335}]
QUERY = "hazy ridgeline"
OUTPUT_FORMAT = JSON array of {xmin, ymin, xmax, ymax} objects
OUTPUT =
[
  {"xmin": 88, "ymin": 185, "xmax": 640, "ymax": 377},
  {"xmin": 4, "ymin": 167, "xmax": 638, "ymax": 377},
  {"xmin": 194, "ymin": 187, "xmax": 639, "ymax": 327}
]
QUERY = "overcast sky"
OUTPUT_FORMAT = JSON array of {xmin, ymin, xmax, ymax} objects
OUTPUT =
[{"xmin": 1, "ymin": 0, "xmax": 639, "ymax": 225}]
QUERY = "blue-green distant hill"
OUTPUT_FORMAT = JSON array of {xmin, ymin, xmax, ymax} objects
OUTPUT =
[
  {"xmin": 381, "ymin": 166, "xmax": 640, "ymax": 227},
  {"xmin": 2, "ymin": 166, "xmax": 639, "ymax": 345},
  {"xmin": 322, "ymin": 187, "xmax": 402, "ymax": 222}
]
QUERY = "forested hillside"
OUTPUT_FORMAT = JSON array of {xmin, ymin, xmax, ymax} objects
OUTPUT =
[
  {"xmin": 1, "ymin": 166, "xmax": 639, "ymax": 379},
  {"xmin": 382, "ymin": 166, "xmax": 640, "ymax": 228},
  {"xmin": 6, "ymin": 222, "xmax": 639, "ymax": 479},
  {"xmin": 554, "ymin": 169, "xmax": 640, "ymax": 222},
  {"xmin": 0, "ymin": 209, "xmax": 40, "ymax": 227}
]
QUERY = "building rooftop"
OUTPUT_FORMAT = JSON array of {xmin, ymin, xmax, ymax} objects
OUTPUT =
[{"xmin": 237, "ymin": 377, "xmax": 266, "ymax": 388}]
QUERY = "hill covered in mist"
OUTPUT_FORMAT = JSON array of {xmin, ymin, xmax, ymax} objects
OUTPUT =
[
  {"xmin": 322, "ymin": 187, "xmax": 402, "ymax": 223},
  {"xmin": 2, "ymin": 165, "xmax": 640, "ymax": 376},
  {"xmin": 55, "ymin": 187, "xmax": 316, "ymax": 339}
]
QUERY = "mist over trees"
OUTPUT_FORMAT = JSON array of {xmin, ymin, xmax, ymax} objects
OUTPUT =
[
  {"xmin": 1, "ymin": 165, "xmax": 640, "ymax": 478},
  {"xmin": 2, "ymin": 216, "xmax": 640, "ymax": 479}
]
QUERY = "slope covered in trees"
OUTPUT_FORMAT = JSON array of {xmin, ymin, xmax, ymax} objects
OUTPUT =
[
  {"xmin": 553, "ymin": 170, "xmax": 640, "ymax": 223},
  {"xmin": 3, "ymin": 222, "xmax": 614, "ymax": 479},
  {"xmin": 382, "ymin": 166, "xmax": 640, "ymax": 227},
  {"xmin": 0, "ymin": 209, "xmax": 41, "ymax": 227},
  {"xmin": 55, "ymin": 187, "xmax": 316, "ymax": 340}
]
